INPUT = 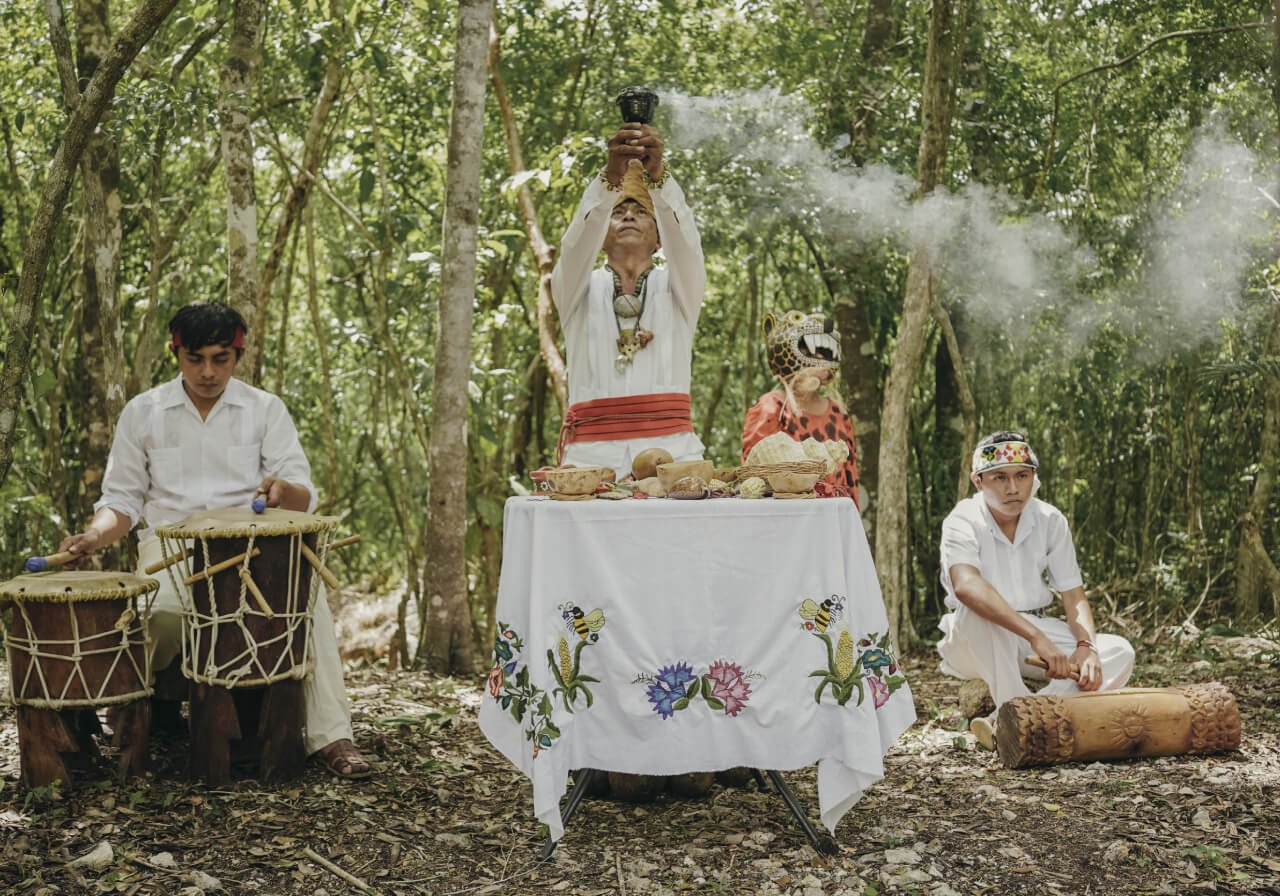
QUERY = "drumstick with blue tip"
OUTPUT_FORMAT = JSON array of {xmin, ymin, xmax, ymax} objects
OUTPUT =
[
  {"xmin": 252, "ymin": 492, "xmax": 268, "ymax": 514},
  {"xmin": 24, "ymin": 551, "xmax": 76, "ymax": 573}
]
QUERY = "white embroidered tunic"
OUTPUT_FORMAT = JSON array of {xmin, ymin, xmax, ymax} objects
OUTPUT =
[{"xmin": 550, "ymin": 175, "xmax": 707, "ymax": 475}]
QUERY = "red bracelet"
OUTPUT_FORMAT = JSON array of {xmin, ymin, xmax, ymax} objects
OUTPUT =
[{"xmin": 1076, "ymin": 639, "xmax": 1098, "ymax": 654}]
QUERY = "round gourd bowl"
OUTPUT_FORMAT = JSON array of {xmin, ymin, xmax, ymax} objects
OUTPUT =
[
  {"xmin": 765, "ymin": 470, "xmax": 821, "ymax": 495},
  {"xmin": 632, "ymin": 447, "xmax": 674, "ymax": 480},
  {"xmin": 544, "ymin": 466, "xmax": 612, "ymax": 496},
  {"xmin": 657, "ymin": 460, "xmax": 714, "ymax": 493}
]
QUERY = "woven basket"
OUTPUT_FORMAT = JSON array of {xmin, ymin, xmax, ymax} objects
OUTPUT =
[{"xmin": 738, "ymin": 460, "xmax": 826, "ymax": 479}]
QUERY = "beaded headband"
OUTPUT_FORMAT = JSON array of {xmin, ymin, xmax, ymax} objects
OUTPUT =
[
  {"xmin": 171, "ymin": 327, "xmax": 245, "ymax": 352},
  {"xmin": 972, "ymin": 439, "xmax": 1038, "ymax": 475}
]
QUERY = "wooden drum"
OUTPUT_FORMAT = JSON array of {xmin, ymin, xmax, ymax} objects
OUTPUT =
[
  {"xmin": 154, "ymin": 507, "xmax": 341, "ymax": 783},
  {"xmin": 0, "ymin": 570, "xmax": 157, "ymax": 789},
  {"xmin": 995, "ymin": 683, "xmax": 1241, "ymax": 769}
]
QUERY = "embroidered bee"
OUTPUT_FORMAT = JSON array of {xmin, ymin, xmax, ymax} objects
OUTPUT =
[
  {"xmin": 560, "ymin": 603, "xmax": 605, "ymax": 642},
  {"xmin": 798, "ymin": 595, "xmax": 844, "ymax": 633}
]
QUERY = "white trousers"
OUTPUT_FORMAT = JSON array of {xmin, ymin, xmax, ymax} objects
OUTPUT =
[
  {"xmin": 937, "ymin": 606, "xmax": 1135, "ymax": 708},
  {"xmin": 139, "ymin": 539, "xmax": 354, "ymax": 754}
]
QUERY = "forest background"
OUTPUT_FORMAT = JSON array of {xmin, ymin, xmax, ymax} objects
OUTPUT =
[{"xmin": 1, "ymin": 0, "xmax": 1278, "ymax": 676}]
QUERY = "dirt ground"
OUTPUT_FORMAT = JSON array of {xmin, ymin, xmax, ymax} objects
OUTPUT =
[{"xmin": 1, "ymin": 605, "xmax": 1277, "ymax": 896}]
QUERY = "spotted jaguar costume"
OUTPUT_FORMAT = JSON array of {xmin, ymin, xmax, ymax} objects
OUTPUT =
[
  {"xmin": 742, "ymin": 311, "xmax": 860, "ymax": 504},
  {"xmin": 763, "ymin": 310, "xmax": 841, "ymax": 379}
]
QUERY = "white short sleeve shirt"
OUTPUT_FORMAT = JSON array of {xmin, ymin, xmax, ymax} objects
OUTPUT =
[
  {"xmin": 95, "ymin": 376, "xmax": 316, "ymax": 541},
  {"xmin": 939, "ymin": 494, "xmax": 1084, "ymax": 611}
]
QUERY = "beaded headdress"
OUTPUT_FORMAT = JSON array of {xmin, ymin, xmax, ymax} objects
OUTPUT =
[{"xmin": 972, "ymin": 436, "xmax": 1039, "ymax": 475}]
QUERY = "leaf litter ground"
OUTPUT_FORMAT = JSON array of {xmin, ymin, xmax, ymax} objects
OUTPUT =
[{"xmin": 1, "ymin": 603, "xmax": 1277, "ymax": 896}]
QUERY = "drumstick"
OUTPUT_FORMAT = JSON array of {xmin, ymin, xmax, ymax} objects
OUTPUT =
[
  {"xmin": 183, "ymin": 548, "xmax": 262, "ymax": 586},
  {"xmin": 327, "ymin": 535, "xmax": 362, "ymax": 551},
  {"xmin": 24, "ymin": 551, "xmax": 76, "ymax": 573},
  {"xmin": 143, "ymin": 549, "xmax": 193, "ymax": 575},
  {"xmin": 238, "ymin": 568, "xmax": 275, "ymax": 618},
  {"xmin": 299, "ymin": 542, "xmax": 341, "ymax": 590},
  {"xmin": 1027, "ymin": 655, "xmax": 1081, "ymax": 679},
  {"xmin": 252, "ymin": 496, "xmax": 267, "ymax": 514}
]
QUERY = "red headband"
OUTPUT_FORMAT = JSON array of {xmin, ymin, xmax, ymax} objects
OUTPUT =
[{"xmin": 171, "ymin": 328, "xmax": 245, "ymax": 352}]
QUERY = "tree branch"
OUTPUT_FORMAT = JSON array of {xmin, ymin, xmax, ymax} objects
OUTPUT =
[{"xmin": 1037, "ymin": 22, "xmax": 1268, "ymax": 195}]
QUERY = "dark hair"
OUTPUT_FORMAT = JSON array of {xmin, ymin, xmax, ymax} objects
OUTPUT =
[
  {"xmin": 168, "ymin": 302, "xmax": 248, "ymax": 354},
  {"xmin": 977, "ymin": 430, "xmax": 1027, "ymax": 448}
]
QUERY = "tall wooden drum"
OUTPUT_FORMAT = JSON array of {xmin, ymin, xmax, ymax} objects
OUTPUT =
[
  {"xmin": 154, "ymin": 507, "xmax": 341, "ymax": 784},
  {"xmin": 0, "ymin": 570, "xmax": 157, "ymax": 789}
]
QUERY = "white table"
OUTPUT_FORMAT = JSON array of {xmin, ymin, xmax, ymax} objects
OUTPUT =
[{"xmin": 478, "ymin": 496, "xmax": 915, "ymax": 843}]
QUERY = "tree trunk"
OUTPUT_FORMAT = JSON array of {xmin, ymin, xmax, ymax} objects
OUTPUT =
[
  {"xmin": 874, "ymin": 0, "xmax": 968, "ymax": 648},
  {"xmin": 68, "ymin": 0, "xmax": 126, "ymax": 532},
  {"xmin": 418, "ymin": 0, "xmax": 492, "ymax": 674},
  {"xmin": 822, "ymin": 0, "xmax": 896, "ymax": 528},
  {"xmin": 0, "ymin": 0, "xmax": 179, "ymax": 491},
  {"xmin": 1234, "ymin": 304, "xmax": 1280, "ymax": 618},
  {"xmin": 933, "ymin": 296, "xmax": 976, "ymax": 503},
  {"xmin": 1235, "ymin": 0, "xmax": 1280, "ymax": 620},
  {"xmin": 220, "ymin": 0, "xmax": 265, "ymax": 370}
]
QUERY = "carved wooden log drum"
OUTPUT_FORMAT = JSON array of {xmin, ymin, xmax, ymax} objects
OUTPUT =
[
  {"xmin": 995, "ymin": 684, "xmax": 1241, "ymax": 769},
  {"xmin": 154, "ymin": 507, "xmax": 341, "ymax": 783},
  {"xmin": 0, "ymin": 571, "xmax": 157, "ymax": 788}
]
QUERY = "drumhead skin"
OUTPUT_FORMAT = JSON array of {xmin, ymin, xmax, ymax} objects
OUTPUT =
[
  {"xmin": 155, "ymin": 506, "xmax": 340, "ymax": 538},
  {"xmin": 0, "ymin": 570, "xmax": 160, "ymax": 601}
]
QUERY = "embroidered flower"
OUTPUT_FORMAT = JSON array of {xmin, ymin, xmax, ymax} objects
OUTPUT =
[
  {"xmin": 647, "ymin": 662, "xmax": 695, "ymax": 719},
  {"xmin": 707, "ymin": 660, "xmax": 752, "ymax": 716},
  {"xmin": 867, "ymin": 674, "xmax": 890, "ymax": 709},
  {"xmin": 487, "ymin": 667, "xmax": 504, "ymax": 698},
  {"xmin": 860, "ymin": 648, "xmax": 893, "ymax": 672}
]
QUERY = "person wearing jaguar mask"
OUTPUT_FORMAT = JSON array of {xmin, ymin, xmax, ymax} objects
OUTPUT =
[{"xmin": 741, "ymin": 311, "xmax": 861, "ymax": 506}]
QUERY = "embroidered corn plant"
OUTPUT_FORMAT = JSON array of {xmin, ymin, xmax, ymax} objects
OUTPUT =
[
  {"xmin": 547, "ymin": 603, "xmax": 606, "ymax": 712},
  {"xmin": 798, "ymin": 600, "xmax": 907, "ymax": 708}
]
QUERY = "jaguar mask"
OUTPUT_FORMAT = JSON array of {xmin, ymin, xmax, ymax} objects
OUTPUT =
[{"xmin": 763, "ymin": 311, "xmax": 842, "ymax": 380}]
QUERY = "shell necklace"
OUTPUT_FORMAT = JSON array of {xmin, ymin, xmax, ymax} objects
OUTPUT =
[{"xmin": 607, "ymin": 264, "xmax": 654, "ymax": 372}]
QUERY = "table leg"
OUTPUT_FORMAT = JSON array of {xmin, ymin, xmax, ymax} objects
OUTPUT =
[
  {"xmin": 539, "ymin": 768, "xmax": 598, "ymax": 860},
  {"xmin": 763, "ymin": 770, "xmax": 839, "ymax": 855}
]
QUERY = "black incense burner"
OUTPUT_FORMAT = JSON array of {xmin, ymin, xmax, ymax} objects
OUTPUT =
[{"xmin": 616, "ymin": 87, "xmax": 659, "ymax": 125}]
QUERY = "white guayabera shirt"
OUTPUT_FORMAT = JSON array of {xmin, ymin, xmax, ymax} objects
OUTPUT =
[
  {"xmin": 550, "ymin": 175, "xmax": 708, "ymax": 475},
  {"xmin": 96, "ymin": 376, "xmax": 316, "ymax": 542},
  {"xmin": 938, "ymin": 494, "xmax": 1084, "ymax": 612}
]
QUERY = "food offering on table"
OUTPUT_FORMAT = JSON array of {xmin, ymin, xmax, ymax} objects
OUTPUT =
[
  {"xmin": 739, "ymin": 432, "xmax": 838, "ymax": 498},
  {"xmin": 666, "ymin": 475, "xmax": 710, "ymax": 500},
  {"xmin": 631, "ymin": 447, "xmax": 674, "ymax": 480},
  {"xmin": 656, "ymin": 459, "xmax": 714, "ymax": 493},
  {"xmin": 763, "ymin": 469, "xmax": 822, "ymax": 498},
  {"xmin": 543, "ymin": 466, "xmax": 614, "ymax": 501}
]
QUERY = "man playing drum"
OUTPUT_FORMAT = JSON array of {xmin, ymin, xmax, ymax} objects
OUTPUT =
[
  {"xmin": 551, "ymin": 120, "xmax": 707, "ymax": 477},
  {"xmin": 936, "ymin": 430, "xmax": 1136, "ymax": 750},
  {"xmin": 59, "ymin": 302, "xmax": 371, "ymax": 779}
]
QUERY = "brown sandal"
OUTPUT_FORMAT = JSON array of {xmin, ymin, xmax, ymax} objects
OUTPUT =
[{"xmin": 317, "ymin": 739, "xmax": 373, "ymax": 780}]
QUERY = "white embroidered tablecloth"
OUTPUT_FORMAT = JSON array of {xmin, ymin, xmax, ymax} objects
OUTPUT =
[{"xmin": 478, "ymin": 496, "xmax": 915, "ymax": 842}]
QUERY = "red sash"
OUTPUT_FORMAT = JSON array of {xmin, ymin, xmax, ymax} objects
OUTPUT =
[{"xmin": 558, "ymin": 392, "xmax": 694, "ymax": 462}]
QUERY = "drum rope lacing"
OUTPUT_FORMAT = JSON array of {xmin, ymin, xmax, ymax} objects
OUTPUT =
[
  {"xmin": 2, "ymin": 592, "xmax": 154, "ymax": 709},
  {"xmin": 159, "ymin": 523, "xmax": 331, "ymax": 688}
]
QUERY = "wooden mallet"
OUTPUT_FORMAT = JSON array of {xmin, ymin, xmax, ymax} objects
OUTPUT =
[{"xmin": 24, "ymin": 551, "xmax": 76, "ymax": 573}]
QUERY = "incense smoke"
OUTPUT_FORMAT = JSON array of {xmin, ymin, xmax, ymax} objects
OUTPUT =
[{"xmin": 662, "ymin": 88, "xmax": 1274, "ymax": 355}]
